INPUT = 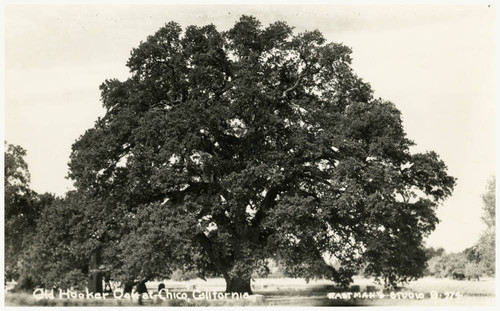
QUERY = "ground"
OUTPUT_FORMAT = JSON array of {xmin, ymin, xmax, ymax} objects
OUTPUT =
[{"xmin": 4, "ymin": 276, "xmax": 496, "ymax": 306}]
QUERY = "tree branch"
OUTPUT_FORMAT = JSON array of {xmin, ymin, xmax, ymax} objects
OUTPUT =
[{"xmin": 282, "ymin": 73, "xmax": 305, "ymax": 98}]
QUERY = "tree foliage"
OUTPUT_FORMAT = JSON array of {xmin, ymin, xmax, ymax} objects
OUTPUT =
[
  {"xmin": 4, "ymin": 142, "xmax": 55, "ymax": 284},
  {"xmin": 476, "ymin": 177, "xmax": 495, "ymax": 275},
  {"xmin": 19, "ymin": 192, "xmax": 98, "ymax": 290},
  {"xmin": 424, "ymin": 246, "xmax": 445, "ymax": 260},
  {"xmin": 425, "ymin": 248, "xmax": 487, "ymax": 281},
  {"xmin": 67, "ymin": 16, "xmax": 455, "ymax": 291},
  {"xmin": 481, "ymin": 177, "xmax": 495, "ymax": 228},
  {"xmin": 425, "ymin": 178, "xmax": 496, "ymax": 280},
  {"xmin": 429, "ymin": 252, "xmax": 468, "ymax": 278}
]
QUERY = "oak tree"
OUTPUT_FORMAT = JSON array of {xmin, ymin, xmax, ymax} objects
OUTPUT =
[{"xmin": 68, "ymin": 16, "xmax": 456, "ymax": 292}]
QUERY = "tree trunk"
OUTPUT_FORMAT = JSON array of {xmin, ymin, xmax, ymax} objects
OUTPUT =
[
  {"xmin": 225, "ymin": 276, "xmax": 252, "ymax": 294},
  {"xmin": 136, "ymin": 280, "xmax": 148, "ymax": 294},
  {"xmin": 195, "ymin": 233, "xmax": 253, "ymax": 295},
  {"xmin": 87, "ymin": 249, "xmax": 103, "ymax": 294},
  {"xmin": 123, "ymin": 282, "xmax": 134, "ymax": 294}
]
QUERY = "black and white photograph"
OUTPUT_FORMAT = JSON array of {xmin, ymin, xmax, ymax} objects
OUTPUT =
[{"xmin": 2, "ymin": 0, "xmax": 497, "ymax": 307}]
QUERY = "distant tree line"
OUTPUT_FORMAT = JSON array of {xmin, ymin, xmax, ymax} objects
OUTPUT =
[{"xmin": 424, "ymin": 178, "xmax": 495, "ymax": 281}]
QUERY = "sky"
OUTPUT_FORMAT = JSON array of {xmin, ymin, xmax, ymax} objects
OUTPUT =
[{"xmin": 3, "ymin": 3, "xmax": 496, "ymax": 252}]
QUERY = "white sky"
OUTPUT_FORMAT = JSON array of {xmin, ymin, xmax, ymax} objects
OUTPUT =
[{"xmin": 3, "ymin": 3, "xmax": 496, "ymax": 252}]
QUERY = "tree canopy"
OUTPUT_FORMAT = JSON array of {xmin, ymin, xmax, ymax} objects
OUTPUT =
[{"xmin": 67, "ymin": 16, "xmax": 456, "ymax": 292}]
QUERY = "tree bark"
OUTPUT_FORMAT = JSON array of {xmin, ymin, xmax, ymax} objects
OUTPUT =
[
  {"xmin": 225, "ymin": 276, "xmax": 252, "ymax": 294},
  {"xmin": 87, "ymin": 249, "xmax": 103, "ymax": 294},
  {"xmin": 136, "ymin": 280, "xmax": 148, "ymax": 294},
  {"xmin": 195, "ymin": 233, "xmax": 253, "ymax": 295},
  {"xmin": 123, "ymin": 281, "xmax": 135, "ymax": 294}
]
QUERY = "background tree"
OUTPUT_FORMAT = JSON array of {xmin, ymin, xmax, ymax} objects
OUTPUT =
[
  {"xmin": 4, "ymin": 142, "xmax": 55, "ymax": 287},
  {"xmin": 424, "ymin": 247, "xmax": 487, "ymax": 281},
  {"xmin": 476, "ymin": 177, "xmax": 495, "ymax": 276},
  {"xmin": 464, "ymin": 262, "xmax": 482, "ymax": 281},
  {"xmin": 5, "ymin": 142, "xmax": 32, "ymax": 281},
  {"xmin": 19, "ymin": 192, "xmax": 96, "ymax": 291},
  {"xmin": 423, "ymin": 182, "xmax": 496, "ymax": 282},
  {"xmin": 425, "ymin": 250, "xmax": 471, "ymax": 279},
  {"xmin": 68, "ymin": 16, "xmax": 456, "ymax": 292},
  {"xmin": 424, "ymin": 246, "xmax": 445, "ymax": 261}
]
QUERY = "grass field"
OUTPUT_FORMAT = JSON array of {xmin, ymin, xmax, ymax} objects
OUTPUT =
[{"xmin": 4, "ymin": 276, "xmax": 496, "ymax": 306}]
